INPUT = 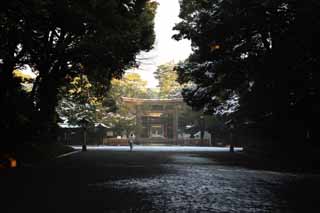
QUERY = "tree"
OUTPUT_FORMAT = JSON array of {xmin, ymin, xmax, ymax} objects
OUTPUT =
[
  {"xmin": 98, "ymin": 73, "xmax": 152, "ymax": 137},
  {"xmin": 154, "ymin": 62, "xmax": 182, "ymax": 98},
  {"xmin": 109, "ymin": 73, "xmax": 150, "ymax": 102},
  {"xmin": 174, "ymin": 0, "xmax": 320, "ymax": 148},
  {"xmin": 57, "ymin": 72, "xmax": 157, "ymax": 137},
  {"xmin": 0, "ymin": 0, "xmax": 39, "ymax": 146},
  {"xmin": 146, "ymin": 87, "xmax": 160, "ymax": 99},
  {"xmin": 1, "ymin": 0, "xmax": 157, "ymax": 142},
  {"xmin": 57, "ymin": 74, "xmax": 104, "ymax": 127}
]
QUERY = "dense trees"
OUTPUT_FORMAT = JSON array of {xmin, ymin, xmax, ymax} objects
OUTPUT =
[
  {"xmin": 56, "ymin": 74, "xmax": 115, "ymax": 127},
  {"xmin": 154, "ymin": 62, "xmax": 182, "ymax": 98},
  {"xmin": 174, "ymin": 0, "xmax": 320, "ymax": 149},
  {"xmin": 0, "ymin": 0, "xmax": 157, "ymax": 145},
  {"xmin": 56, "ymin": 73, "xmax": 148, "ymax": 137},
  {"xmin": 110, "ymin": 73, "xmax": 151, "ymax": 101}
]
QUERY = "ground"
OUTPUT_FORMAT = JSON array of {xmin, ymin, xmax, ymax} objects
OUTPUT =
[
  {"xmin": 1, "ymin": 146, "xmax": 320, "ymax": 212},
  {"xmin": 0, "ymin": 142, "xmax": 75, "ymax": 167}
]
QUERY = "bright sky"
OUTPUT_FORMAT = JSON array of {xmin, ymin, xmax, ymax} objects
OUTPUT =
[{"xmin": 128, "ymin": 0, "xmax": 192, "ymax": 88}]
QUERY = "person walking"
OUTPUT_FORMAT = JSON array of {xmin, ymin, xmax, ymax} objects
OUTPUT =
[{"xmin": 129, "ymin": 133, "xmax": 135, "ymax": 151}]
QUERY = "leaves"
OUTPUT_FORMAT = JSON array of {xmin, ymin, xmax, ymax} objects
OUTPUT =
[
  {"xmin": 0, "ymin": 0, "xmax": 157, "ymax": 141},
  {"xmin": 155, "ymin": 62, "xmax": 182, "ymax": 98},
  {"xmin": 174, "ymin": 0, "xmax": 320, "ymax": 145}
]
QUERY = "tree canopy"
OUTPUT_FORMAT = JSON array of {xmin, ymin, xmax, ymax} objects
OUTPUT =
[
  {"xmin": 110, "ymin": 73, "xmax": 150, "ymax": 101},
  {"xmin": 0, "ymin": 0, "xmax": 157, "ymax": 144},
  {"xmin": 174, "ymin": 0, "xmax": 320, "ymax": 148},
  {"xmin": 154, "ymin": 62, "xmax": 182, "ymax": 98},
  {"xmin": 90, "ymin": 73, "xmax": 152, "ymax": 137}
]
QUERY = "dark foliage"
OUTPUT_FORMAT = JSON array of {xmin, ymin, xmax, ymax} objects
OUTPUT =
[
  {"xmin": 174, "ymin": 0, "xmax": 320, "ymax": 150},
  {"xmin": 0, "ymin": 0, "xmax": 156, "ymax": 147}
]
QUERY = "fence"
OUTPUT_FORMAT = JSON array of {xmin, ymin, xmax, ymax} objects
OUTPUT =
[
  {"xmin": 102, "ymin": 138, "xmax": 211, "ymax": 146},
  {"xmin": 57, "ymin": 128, "xmax": 212, "ymax": 146}
]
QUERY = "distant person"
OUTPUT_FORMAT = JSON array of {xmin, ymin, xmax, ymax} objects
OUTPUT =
[{"xmin": 129, "ymin": 133, "xmax": 135, "ymax": 151}]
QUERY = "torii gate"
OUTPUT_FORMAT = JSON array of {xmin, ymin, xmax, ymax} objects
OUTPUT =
[{"xmin": 122, "ymin": 97, "xmax": 184, "ymax": 144}]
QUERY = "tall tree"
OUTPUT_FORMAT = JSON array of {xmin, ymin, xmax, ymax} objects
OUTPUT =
[
  {"xmin": 154, "ymin": 62, "xmax": 182, "ymax": 98},
  {"xmin": 0, "ymin": 0, "xmax": 39, "ymax": 146},
  {"xmin": 0, "ymin": 0, "xmax": 157, "ymax": 142},
  {"xmin": 174, "ymin": 0, "xmax": 320, "ymax": 148},
  {"xmin": 56, "ymin": 74, "xmax": 106, "ymax": 127},
  {"xmin": 110, "ymin": 73, "xmax": 150, "ymax": 102}
]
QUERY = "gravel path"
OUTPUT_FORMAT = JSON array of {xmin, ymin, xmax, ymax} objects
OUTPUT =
[{"xmin": 1, "ymin": 146, "xmax": 320, "ymax": 212}]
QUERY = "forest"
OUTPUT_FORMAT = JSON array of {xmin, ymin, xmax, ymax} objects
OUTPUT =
[
  {"xmin": 0, "ymin": 0, "xmax": 157, "ymax": 150},
  {"xmin": 1, "ymin": 0, "xmax": 319, "ymax": 157},
  {"xmin": 173, "ymin": 0, "xmax": 320, "ymax": 153}
]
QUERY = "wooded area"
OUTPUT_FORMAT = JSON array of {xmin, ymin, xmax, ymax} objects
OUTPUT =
[
  {"xmin": 0, "ymin": 0, "xmax": 157, "ymax": 149},
  {"xmin": 173, "ymin": 0, "xmax": 320, "ymax": 152},
  {"xmin": 1, "ymin": 0, "xmax": 319, "ymax": 157}
]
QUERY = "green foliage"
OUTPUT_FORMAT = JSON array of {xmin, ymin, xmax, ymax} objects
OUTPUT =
[
  {"xmin": 0, "ymin": 0, "xmax": 157, "ymax": 143},
  {"xmin": 106, "ymin": 72, "xmax": 155, "ymax": 136},
  {"xmin": 174, "ymin": 0, "xmax": 320, "ymax": 146},
  {"xmin": 146, "ymin": 87, "xmax": 160, "ymax": 99},
  {"xmin": 101, "ymin": 113, "xmax": 136, "ymax": 137},
  {"xmin": 110, "ymin": 73, "xmax": 150, "ymax": 102},
  {"xmin": 154, "ymin": 62, "xmax": 182, "ymax": 98},
  {"xmin": 56, "ymin": 74, "xmax": 103, "ymax": 127}
]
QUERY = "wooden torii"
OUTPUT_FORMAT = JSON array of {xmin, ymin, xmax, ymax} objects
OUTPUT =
[{"xmin": 121, "ymin": 97, "xmax": 184, "ymax": 144}]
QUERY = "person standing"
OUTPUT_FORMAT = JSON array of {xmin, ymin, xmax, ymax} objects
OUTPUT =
[{"xmin": 129, "ymin": 133, "xmax": 135, "ymax": 151}]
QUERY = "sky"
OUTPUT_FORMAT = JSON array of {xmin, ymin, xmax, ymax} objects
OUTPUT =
[{"xmin": 128, "ymin": 0, "xmax": 192, "ymax": 88}]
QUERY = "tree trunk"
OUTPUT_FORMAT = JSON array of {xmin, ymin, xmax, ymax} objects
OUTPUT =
[
  {"xmin": 0, "ymin": 62, "xmax": 16, "ymax": 102},
  {"xmin": 210, "ymin": 131, "xmax": 215, "ymax": 146},
  {"xmin": 37, "ymin": 74, "xmax": 60, "ymax": 142},
  {"xmin": 0, "ymin": 63, "xmax": 20, "ymax": 137},
  {"xmin": 229, "ymin": 131, "xmax": 234, "ymax": 153}
]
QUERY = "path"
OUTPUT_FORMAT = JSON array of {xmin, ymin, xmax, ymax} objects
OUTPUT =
[{"xmin": 1, "ymin": 146, "xmax": 320, "ymax": 212}]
